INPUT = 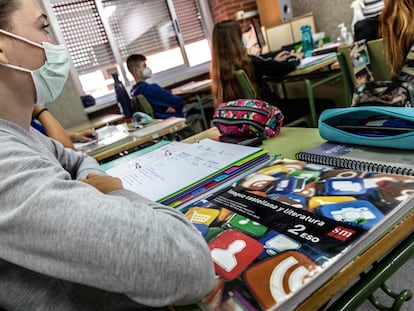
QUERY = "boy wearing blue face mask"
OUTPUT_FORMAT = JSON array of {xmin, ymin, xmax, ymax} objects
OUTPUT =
[
  {"xmin": 0, "ymin": 1, "xmax": 215, "ymax": 309},
  {"xmin": 127, "ymin": 54, "xmax": 184, "ymax": 119}
]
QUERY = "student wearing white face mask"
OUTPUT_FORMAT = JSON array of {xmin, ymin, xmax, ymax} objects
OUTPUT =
[
  {"xmin": 0, "ymin": 0, "xmax": 216, "ymax": 310},
  {"xmin": 126, "ymin": 54, "xmax": 184, "ymax": 119}
]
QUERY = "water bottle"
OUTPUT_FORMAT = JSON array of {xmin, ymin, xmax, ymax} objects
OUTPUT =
[
  {"xmin": 301, "ymin": 24, "xmax": 314, "ymax": 57},
  {"xmin": 112, "ymin": 73, "xmax": 134, "ymax": 122}
]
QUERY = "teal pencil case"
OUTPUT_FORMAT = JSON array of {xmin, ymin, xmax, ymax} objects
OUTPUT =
[{"xmin": 318, "ymin": 106, "xmax": 414, "ymax": 150}]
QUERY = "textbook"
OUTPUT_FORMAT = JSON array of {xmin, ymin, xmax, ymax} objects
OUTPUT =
[
  {"xmin": 296, "ymin": 142, "xmax": 414, "ymax": 176},
  {"xmin": 102, "ymin": 139, "xmax": 271, "ymax": 208},
  {"xmin": 182, "ymin": 158, "xmax": 414, "ymax": 311}
]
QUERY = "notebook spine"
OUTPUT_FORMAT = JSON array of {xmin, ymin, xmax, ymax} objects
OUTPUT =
[{"xmin": 295, "ymin": 152, "xmax": 414, "ymax": 176}]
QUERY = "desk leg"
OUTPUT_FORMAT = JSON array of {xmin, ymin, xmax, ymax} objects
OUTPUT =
[
  {"xmin": 195, "ymin": 93, "xmax": 208, "ymax": 130},
  {"xmin": 304, "ymin": 79, "xmax": 317, "ymax": 128},
  {"xmin": 304, "ymin": 72, "xmax": 343, "ymax": 128},
  {"xmin": 326, "ymin": 233, "xmax": 414, "ymax": 311}
]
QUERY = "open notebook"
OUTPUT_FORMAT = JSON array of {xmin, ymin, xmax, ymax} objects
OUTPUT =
[{"xmin": 102, "ymin": 139, "xmax": 271, "ymax": 208}]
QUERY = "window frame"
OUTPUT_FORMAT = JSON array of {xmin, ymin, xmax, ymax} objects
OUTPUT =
[{"xmin": 42, "ymin": 0, "xmax": 214, "ymax": 108}]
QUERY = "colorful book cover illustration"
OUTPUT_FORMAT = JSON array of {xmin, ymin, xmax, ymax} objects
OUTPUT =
[{"xmin": 182, "ymin": 158, "xmax": 414, "ymax": 310}]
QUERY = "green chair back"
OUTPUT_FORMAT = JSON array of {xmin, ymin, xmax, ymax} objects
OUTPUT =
[
  {"xmin": 131, "ymin": 94, "xmax": 154, "ymax": 118},
  {"xmin": 337, "ymin": 38, "xmax": 391, "ymax": 107},
  {"xmin": 235, "ymin": 69, "xmax": 257, "ymax": 98},
  {"xmin": 367, "ymin": 38, "xmax": 392, "ymax": 81}
]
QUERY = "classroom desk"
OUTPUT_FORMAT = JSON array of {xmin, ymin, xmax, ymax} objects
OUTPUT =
[
  {"xmin": 171, "ymin": 79, "xmax": 212, "ymax": 130},
  {"xmin": 67, "ymin": 113, "xmax": 124, "ymax": 133},
  {"xmin": 181, "ymin": 126, "xmax": 414, "ymax": 311},
  {"xmin": 269, "ymin": 53, "xmax": 342, "ymax": 128},
  {"xmin": 183, "ymin": 126, "xmax": 324, "ymax": 159},
  {"xmin": 82, "ymin": 118, "xmax": 188, "ymax": 162}
]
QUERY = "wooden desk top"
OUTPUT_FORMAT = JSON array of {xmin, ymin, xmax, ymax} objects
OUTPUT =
[
  {"xmin": 288, "ymin": 53, "xmax": 338, "ymax": 77},
  {"xmin": 170, "ymin": 79, "xmax": 212, "ymax": 95},
  {"xmin": 85, "ymin": 118, "xmax": 187, "ymax": 162},
  {"xmin": 68, "ymin": 114, "xmax": 124, "ymax": 133}
]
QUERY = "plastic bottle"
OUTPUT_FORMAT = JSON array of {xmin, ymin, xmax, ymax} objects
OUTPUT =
[
  {"xmin": 337, "ymin": 23, "xmax": 353, "ymax": 45},
  {"xmin": 301, "ymin": 24, "xmax": 314, "ymax": 57},
  {"xmin": 112, "ymin": 73, "xmax": 134, "ymax": 122}
]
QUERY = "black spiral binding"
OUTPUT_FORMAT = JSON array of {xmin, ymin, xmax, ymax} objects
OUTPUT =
[{"xmin": 295, "ymin": 152, "xmax": 414, "ymax": 176}]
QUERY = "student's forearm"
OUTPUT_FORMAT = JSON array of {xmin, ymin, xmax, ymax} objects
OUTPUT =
[{"xmin": 33, "ymin": 105, "xmax": 75, "ymax": 149}]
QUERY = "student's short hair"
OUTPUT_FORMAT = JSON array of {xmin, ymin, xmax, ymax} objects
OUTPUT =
[{"xmin": 126, "ymin": 54, "xmax": 147, "ymax": 73}]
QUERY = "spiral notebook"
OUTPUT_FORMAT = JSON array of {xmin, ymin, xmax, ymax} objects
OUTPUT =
[
  {"xmin": 182, "ymin": 157, "xmax": 414, "ymax": 311},
  {"xmin": 295, "ymin": 142, "xmax": 414, "ymax": 176}
]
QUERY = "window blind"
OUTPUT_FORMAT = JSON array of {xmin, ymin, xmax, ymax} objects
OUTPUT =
[
  {"xmin": 52, "ymin": 0, "xmax": 115, "ymax": 74},
  {"xmin": 173, "ymin": 0, "xmax": 204, "ymax": 44},
  {"xmin": 102, "ymin": 0, "xmax": 179, "ymax": 59}
]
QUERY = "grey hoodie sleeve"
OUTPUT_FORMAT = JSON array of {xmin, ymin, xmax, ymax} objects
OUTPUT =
[{"xmin": 0, "ymin": 127, "xmax": 216, "ymax": 307}]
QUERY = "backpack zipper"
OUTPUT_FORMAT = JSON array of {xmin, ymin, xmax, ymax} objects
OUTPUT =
[{"xmin": 217, "ymin": 106, "xmax": 269, "ymax": 116}]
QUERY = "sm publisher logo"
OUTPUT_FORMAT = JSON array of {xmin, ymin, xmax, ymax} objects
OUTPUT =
[{"xmin": 327, "ymin": 226, "xmax": 356, "ymax": 241}]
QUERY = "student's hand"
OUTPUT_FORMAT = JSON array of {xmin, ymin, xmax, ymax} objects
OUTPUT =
[
  {"xmin": 70, "ymin": 128, "xmax": 98, "ymax": 142},
  {"xmin": 80, "ymin": 173, "xmax": 124, "ymax": 194},
  {"xmin": 290, "ymin": 47, "xmax": 303, "ymax": 59},
  {"xmin": 274, "ymin": 50, "xmax": 290, "ymax": 61},
  {"xmin": 274, "ymin": 49, "xmax": 303, "ymax": 61},
  {"xmin": 166, "ymin": 107, "xmax": 176, "ymax": 114}
]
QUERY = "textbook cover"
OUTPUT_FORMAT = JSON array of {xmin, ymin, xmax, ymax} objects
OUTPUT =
[{"xmin": 182, "ymin": 158, "xmax": 414, "ymax": 311}]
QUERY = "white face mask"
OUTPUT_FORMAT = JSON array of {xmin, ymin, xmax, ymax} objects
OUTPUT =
[
  {"xmin": 0, "ymin": 29, "xmax": 70, "ymax": 105},
  {"xmin": 242, "ymin": 36, "xmax": 248, "ymax": 48},
  {"xmin": 142, "ymin": 67, "xmax": 152, "ymax": 79}
]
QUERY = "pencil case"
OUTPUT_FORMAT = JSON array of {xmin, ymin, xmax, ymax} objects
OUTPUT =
[
  {"xmin": 212, "ymin": 99, "xmax": 284, "ymax": 139},
  {"xmin": 318, "ymin": 106, "xmax": 414, "ymax": 150}
]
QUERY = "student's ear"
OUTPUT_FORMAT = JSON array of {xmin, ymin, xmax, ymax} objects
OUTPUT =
[{"xmin": 0, "ymin": 43, "xmax": 10, "ymax": 65}]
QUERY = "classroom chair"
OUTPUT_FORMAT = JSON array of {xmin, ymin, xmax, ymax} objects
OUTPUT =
[
  {"xmin": 235, "ymin": 69, "xmax": 257, "ymax": 99},
  {"xmin": 235, "ymin": 69, "xmax": 313, "ymax": 127},
  {"xmin": 337, "ymin": 38, "xmax": 392, "ymax": 107},
  {"xmin": 131, "ymin": 94, "xmax": 154, "ymax": 118}
]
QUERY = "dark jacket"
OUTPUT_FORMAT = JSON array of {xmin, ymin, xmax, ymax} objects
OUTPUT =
[
  {"xmin": 249, "ymin": 52, "xmax": 300, "ymax": 104},
  {"xmin": 131, "ymin": 82, "xmax": 184, "ymax": 119}
]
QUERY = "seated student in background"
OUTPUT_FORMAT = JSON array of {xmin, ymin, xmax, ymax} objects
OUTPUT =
[
  {"xmin": 210, "ymin": 20, "xmax": 334, "ymax": 125},
  {"xmin": 352, "ymin": 0, "xmax": 384, "ymax": 42},
  {"xmin": 380, "ymin": 0, "xmax": 414, "ymax": 79},
  {"xmin": 0, "ymin": 0, "xmax": 216, "ymax": 309},
  {"xmin": 32, "ymin": 104, "xmax": 98, "ymax": 150},
  {"xmin": 127, "ymin": 54, "xmax": 184, "ymax": 119}
]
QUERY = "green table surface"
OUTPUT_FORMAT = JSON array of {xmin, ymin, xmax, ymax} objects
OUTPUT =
[{"xmin": 183, "ymin": 126, "xmax": 325, "ymax": 159}]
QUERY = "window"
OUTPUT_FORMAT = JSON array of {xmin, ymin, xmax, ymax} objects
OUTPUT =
[{"xmin": 45, "ymin": 0, "xmax": 212, "ymax": 101}]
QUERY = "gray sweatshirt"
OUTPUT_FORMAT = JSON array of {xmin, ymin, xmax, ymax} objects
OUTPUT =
[{"xmin": 0, "ymin": 120, "xmax": 215, "ymax": 310}]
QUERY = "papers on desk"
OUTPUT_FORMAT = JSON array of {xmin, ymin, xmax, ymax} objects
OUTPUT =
[
  {"xmin": 131, "ymin": 117, "xmax": 186, "ymax": 138},
  {"xmin": 102, "ymin": 138, "xmax": 271, "ymax": 208},
  {"xmin": 296, "ymin": 52, "xmax": 336, "ymax": 69},
  {"xmin": 73, "ymin": 117, "xmax": 186, "ymax": 155},
  {"xmin": 74, "ymin": 125, "xmax": 129, "ymax": 154},
  {"xmin": 171, "ymin": 79, "xmax": 212, "ymax": 95}
]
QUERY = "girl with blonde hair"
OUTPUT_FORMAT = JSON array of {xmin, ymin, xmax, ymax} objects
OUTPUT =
[{"xmin": 381, "ymin": 0, "xmax": 414, "ymax": 77}]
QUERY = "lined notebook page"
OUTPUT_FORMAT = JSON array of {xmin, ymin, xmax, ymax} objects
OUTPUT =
[{"xmin": 108, "ymin": 139, "xmax": 263, "ymax": 202}]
